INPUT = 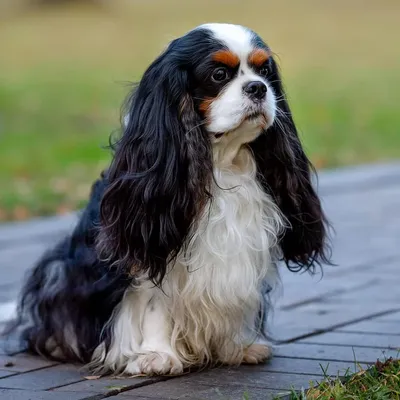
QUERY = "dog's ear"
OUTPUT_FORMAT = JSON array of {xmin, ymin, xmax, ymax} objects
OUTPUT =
[
  {"xmin": 97, "ymin": 49, "xmax": 212, "ymax": 285},
  {"xmin": 250, "ymin": 57, "xmax": 331, "ymax": 271}
]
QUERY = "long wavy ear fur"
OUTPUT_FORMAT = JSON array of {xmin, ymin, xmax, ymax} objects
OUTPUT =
[
  {"xmin": 250, "ymin": 58, "xmax": 331, "ymax": 271},
  {"xmin": 97, "ymin": 47, "xmax": 212, "ymax": 285}
]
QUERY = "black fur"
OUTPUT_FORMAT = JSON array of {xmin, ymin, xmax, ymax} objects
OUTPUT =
[
  {"xmin": 250, "ymin": 56, "xmax": 331, "ymax": 271},
  {"xmin": 97, "ymin": 29, "xmax": 219, "ymax": 285}
]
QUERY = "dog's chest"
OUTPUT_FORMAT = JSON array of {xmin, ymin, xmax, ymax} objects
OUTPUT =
[
  {"xmin": 199, "ymin": 169, "xmax": 270, "ymax": 266},
  {"xmin": 174, "ymin": 163, "xmax": 282, "ymax": 293}
]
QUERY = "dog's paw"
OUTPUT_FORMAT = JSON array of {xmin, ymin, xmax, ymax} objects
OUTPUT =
[
  {"xmin": 242, "ymin": 344, "xmax": 271, "ymax": 364},
  {"xmin": 125, "ymin": 352, "xmax": 183, "ymax": 376}
]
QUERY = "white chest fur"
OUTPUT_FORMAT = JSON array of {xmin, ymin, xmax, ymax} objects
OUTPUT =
[{"xmin": 165, "ymin": 148, "xmax": 284, "ymax": 365}]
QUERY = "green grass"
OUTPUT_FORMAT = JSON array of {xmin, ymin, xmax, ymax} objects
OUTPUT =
[
  {"xmin": 0, "ymin": 70, "xmax": 126, "ymax": 219},
  {"xmin": 281, "ymin": 358, "xmax": 400, "ymax": 400},
  {"xmin": 1, "ymin": 0, "xmax": 399, "ymax": 220}
]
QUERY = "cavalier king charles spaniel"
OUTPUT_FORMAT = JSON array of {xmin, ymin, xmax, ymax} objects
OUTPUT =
[{"xmin": 6, "ymin": 23, "xmax": 330, "ymax": 376}]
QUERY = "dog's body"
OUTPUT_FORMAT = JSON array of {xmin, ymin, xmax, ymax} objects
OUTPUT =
[
  {"xmin": 5, "ymin": 23, "xmax": 330, "ymax": 375},
  {"xmin": 94, "ymin": 147, "xmax": 284, "ymax": 374}
]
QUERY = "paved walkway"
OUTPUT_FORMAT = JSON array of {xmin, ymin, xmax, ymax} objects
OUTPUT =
[{"xmin": 1, "ymin": 163, "xmax": 400, "ymax": 400}]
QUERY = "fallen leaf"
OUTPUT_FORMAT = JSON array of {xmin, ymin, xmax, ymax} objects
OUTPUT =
[
  {"xmin": 51, "ymin": 178, "xmax": 71, "ymax": 193},
  {"xmin": 0, "ymin": 208, "xmax": 7, "ymax": 221},
  {"xmin": 313, "ymin": 156, "xmax": 327, "ymax": 169},
  {"xmin": 84, "ymin": 375, "xmax": 102, "ymax": 380},
  {"xmin": 56, "ymin": 204, "xmax": 71, "ymax": 215},
  {"xmin": 105, "ymin": 385, "xmax": 128, "ymax": 390},
  {"xmin": 4, "ymin": 361, "xmax": 14, "ymax": 367},
  {"xmin": 13, "ymin": 206, "xmax": 30, "ymax": 221}
]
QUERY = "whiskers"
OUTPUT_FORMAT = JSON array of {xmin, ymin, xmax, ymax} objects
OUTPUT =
[{"xmin": 274, "ymin": 106, "xmax": 292, "ymax": 133}]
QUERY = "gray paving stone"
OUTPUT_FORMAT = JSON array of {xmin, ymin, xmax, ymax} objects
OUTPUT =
[
  {"xmin": 337, "ymin": 320, "xmax": 400, "ymax": 335},
  {"xmin": 316, "ymin": 162, "xmax": 400, "ymax": 195},
  {"xmin": 181, "ymin": 369, "xmax": 320, "ymax": 390},
  {"xmin": 337, "ymin": 290, "xmax": 400, "ymax": 306},
  {"xmin": 275, "ymin": 302, "xmax": 400, "ymax": 325},
  {"xmin": 300, "ymin": 332, "xmax": 400, "ymax": 348},
  {"xmin": 0, "ymin": 337, "xmax": 22, "ymax": 356},
  {"xmin": 178, "ymin": 387, "xmax": 291, "ymax": 400},
  {"xmin": 321, "ymin": 184, "xmax": 400, "ymax": 218},
  {"xmin": 277, "ymin": 258, "xmax": 400, "ymax": 312},
  {"xmin": 116, "ymin": 381, "xmax": 219, "ymax": 399},
  {"xmin": 53, "ymin": 375, "xmax": 161, "ymax": 394},
  {"xmin": 326, "ymin": 257, "xmax": 400, "ymax": 279},
  {"xmin": 117, "ymin": 392, "xmax": 288, "ymax": 400},
  {"xmin": 252, "ymin": 357, "xmax": 368, "ymax": 376},
  {"xmin": 272, "ymin": 308, "xmax": 400, "ymax": 342},
  {"xmin": 278, "ymin": 279, "xmax": 377, "ymax": 311},
  {"xmin": 0, "ymin": 283, "xmax": 19, "ymax": 303},
  {"xmin": 275, "ymin": 343, "xmax": 399, "ymax": 363},
  {"xmin": 0, "ymin": 364, "xmax": 85, "ymax": 390},
  {"xmin": 0, "ymin": 353, "xmax": 58, "ymax": 373},
  {"xmin": 113, "ymin": 397, "xmax": 169, "ymax": 400},
  {"xmin": 0, "ymin": 213, "xmax": 77, "ymax": 248},
  {"xmin": 374, "ymin": 312, "xmax": 400, "ymax": 323},
  {"xmin": 0, "ymin": 242, "xmax": 50, "ymax": 286},
  {"xmin": 128, "ymin": 369, "xmax": 321, "ymax": 396},
  {"xmin": 0, "ymin": 389, "xmax": 99, "ymax": 400},
  {"xmin": 278, "ymin": 279, "xmax": 378, "ymax": 311},
  {"xmin": 276, "ymin": 309, "xmax": 399, "ymax": 328},
  {"xmin": 117, "ymin": 377, "xmax": 296, "ymax": 399},
  {"xmin": 0, "ymin": 370, "xmax": 16, "ymax": 378}
]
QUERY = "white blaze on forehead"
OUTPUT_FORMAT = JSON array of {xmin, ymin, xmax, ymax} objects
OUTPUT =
[{"xmin": 199, "ymin": 23, "xmax": 255, "ymax": 60}]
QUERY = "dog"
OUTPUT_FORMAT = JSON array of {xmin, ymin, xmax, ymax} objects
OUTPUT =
[{"xmin": 5, "ymin": 23, "xmax": 330, "ymax": 376}]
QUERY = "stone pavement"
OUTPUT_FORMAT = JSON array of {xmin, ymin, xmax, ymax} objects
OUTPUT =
[{"xmin": 1, "ymin": 162, "xmax": 400, "ymax": 399}]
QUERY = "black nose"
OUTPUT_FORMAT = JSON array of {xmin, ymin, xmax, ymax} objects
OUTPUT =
[{"xmin": 243, "ymin": 81, "xmax": 267, "ymax": 101}]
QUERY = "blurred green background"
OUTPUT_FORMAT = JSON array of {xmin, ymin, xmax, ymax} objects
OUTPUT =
[{"xmin": 0, "ymin": 0, "xmax": 399, "ymax": 221}]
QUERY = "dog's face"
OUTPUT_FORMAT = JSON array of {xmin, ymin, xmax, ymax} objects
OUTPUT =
[{"xmin": 191, "ymin": 24, "xmax": 276, "ymax": 142}]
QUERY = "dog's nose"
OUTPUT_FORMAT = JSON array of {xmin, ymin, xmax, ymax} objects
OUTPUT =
[{"xmin": 243, "ymin": 81, "xmax": 267, "ymax": 101}]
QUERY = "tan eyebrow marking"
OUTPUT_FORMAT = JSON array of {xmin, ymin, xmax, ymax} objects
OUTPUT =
[
  {"xmin": 212, "ymin": 50, "xmax": 240, "ymax": 68},
  {"xmin": 248, "ymin": 49, "xmax": 271, "ymax": 67}
]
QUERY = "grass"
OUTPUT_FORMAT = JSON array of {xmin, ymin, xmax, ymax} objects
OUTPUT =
[
  {"xmin": 1, "ymin": 0, "xmax": 400, "ymax": 220},
  {"xmin": 277, "ymin": 358, "xmax": 400, "ymax": 400}
]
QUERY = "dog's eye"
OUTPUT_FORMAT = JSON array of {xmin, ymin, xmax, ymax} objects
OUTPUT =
[
  {"xmin": 259, "ymin": 65, "xmax": 269, "ymax": 77},
  {"xmin": 212, "ymin": 67, "xmax": 229, "ymax": 82}
]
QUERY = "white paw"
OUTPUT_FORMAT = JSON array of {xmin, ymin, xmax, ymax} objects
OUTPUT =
[
  {"xmin": 242, "ymin": 343, "xmax": 271, "ymax": 364},
  {"xmin": 125, "ymin": 351, "xmax": 184, "ymax": 376}
]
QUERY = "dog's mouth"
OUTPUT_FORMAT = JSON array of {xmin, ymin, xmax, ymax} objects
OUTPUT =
[{"xmin": 213, "ymin": 111, "xmax": 268, "ymax": 140}]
